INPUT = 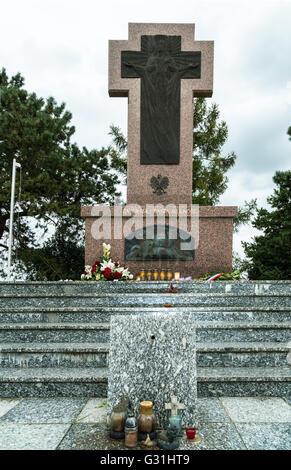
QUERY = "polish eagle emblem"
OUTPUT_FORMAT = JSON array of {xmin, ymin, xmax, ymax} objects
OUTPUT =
[{"xmin": 150, "ymin": 174, "xmax": 169, "ymax": 195}]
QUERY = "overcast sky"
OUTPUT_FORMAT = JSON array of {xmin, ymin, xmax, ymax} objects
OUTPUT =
[{"xmin": 1, "ymin": 0, "xmax": 290, "ymax": 258}]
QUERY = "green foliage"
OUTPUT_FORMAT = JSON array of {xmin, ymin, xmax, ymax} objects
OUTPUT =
[
  {"xmin": 192, "ymin": 98, "xmax": 236, "ymax": 205},
  {"xmin": 233, "ymin": 199, "xmax": 257, "ymax": 232},
  {"xmin": 18, "ymin": 223, "xmax": 84, "ymax": 281},
  {"xmin": 108, "ymin": 124, "xmax": 127, "ymax": 183},
  {"xmin": 242, "ymin": 170, "xmax": 291, "ymax": 280},
  {"xmin": 232, "ymin": 251, "xmax": 246, "ymax": 272},
  {"xmin": 195, "ymin": 270, "xmax": 242, "ymax": 281},
  {"xmin": 0, "ymin": 68, "xmax": 120, "ymax": 279}
]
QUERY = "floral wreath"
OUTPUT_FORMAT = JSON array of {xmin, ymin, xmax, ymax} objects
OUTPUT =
[{"xmin": 81, "ymin": 243, "xmax": 133, "ymax": 281}]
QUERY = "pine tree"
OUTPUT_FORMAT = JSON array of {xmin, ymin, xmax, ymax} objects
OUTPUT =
[
  {"xmin": 0, "ymin": 69, "xmax": 120, "ymax": 279},
  {"xmin": 242, "ymin": 170, "xmax": 291, "ymax": 279},
  {"xmin": 192, "ymin": 98, "xmax": 236, "ymax": 205}
]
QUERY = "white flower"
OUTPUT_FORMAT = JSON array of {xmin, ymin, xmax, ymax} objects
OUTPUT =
[
  {"xmin": 128, "ymin": 274, "xmax": 133, "ymax": 280},
  {"xmin": 116, "ymin": 266, "xmax": 125, "ymax": 273},
  {"xmin": 85, "ymin": 273, "xmax": 92, "ymax": 279},
  {"xmin": 122, "ymin": 268, "xmax": 132, "ymax": 279},
  {"xmin": 102, "ymin": 243, "xmax": 111, "ymax": 260},
  {"xmin": 85, "ymin": 265, "xmax": 92, "ymax": 273},
  {"xmin": 81, "ymin": 274, "xmax": 86, "ymax": 280},
  {"xmin": 100, "ymin": 259, "xmax": 115, "ymax": 271}
]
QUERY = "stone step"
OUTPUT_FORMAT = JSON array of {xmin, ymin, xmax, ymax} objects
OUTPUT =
[
  {"xmin": 0, "ymin": 321, "xmax": 289, "ymax": 343},
  {"xmin": 0, "ymin": 343, "xmax": 109, "ymax": 368},
  {"xmin": 0, "ymin": 323, "xmax": 109, "ymax": 343},
  {"xmin": 197, "ymin": 321, "xmax": 291, "ymax": 342},
  {"xmin": 0, "ymin": 306, "xmax": 290, "ymax": 323},
  {"xmin": 0, "ymin": 281, "xmax": 290, "ymax": 295},
  {"xmin": 0, "ymin": 366, "xmax": 289, "ymax": 398},
  {"xmin": 0, "ymin": 367, "xmax": 108, "ymax": 398},
  {"xmin": 0, "ymin": 342, "xmax": 288, "ymax": 368},
  {"xmin": 0, "ymin": 292, "xmax": 290, "ymax": 308},
  {"xmin": 197, "ymin": 342, "xmax": 289, "ymax": 367},
  {"xmin": 197, "ymin": 366, "xmax": 291, "ymax": 397}
]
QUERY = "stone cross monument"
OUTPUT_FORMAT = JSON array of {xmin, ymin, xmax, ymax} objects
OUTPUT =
[
  {"xmin": 81, "ymin": 23, "xmax": 237, "ymax": 278},
  {"xmin": 109, "ymin": 23, "xmax": 214, "ymax": 206}
]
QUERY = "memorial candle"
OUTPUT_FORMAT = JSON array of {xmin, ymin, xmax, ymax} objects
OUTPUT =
[{"xmin": 186, "ymin": 427, "xmax": 196, "ymax": 440}]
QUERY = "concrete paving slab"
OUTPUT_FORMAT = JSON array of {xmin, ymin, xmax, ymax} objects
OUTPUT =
[
  {"xmin": 220, "ymin": 397, "xmax": 291, "ymax": 423},
  {"xmin": 236, "ymin": 423, "xmax": 291, "ymax": 450},
  {"xmin": 0, "ymin": 399, "xmax": 22, "ymax": 419},
  {"xmin": 196, "ymin": 398, "xmax": 230, "ymax": 423},
  {"xmin": 0, "ymin": 397, "xmax": 87, "ymax": 424},
  {"xmin": 57, "ymin": 423, "xmax": 116, "ymax": 450},
  {"xmin": 0, "ymin": 423, "xmax": 70, "ymax": 450},
  {"xmin": 75, "ymin": 398, "xmax": 107, "ymax": 424}
]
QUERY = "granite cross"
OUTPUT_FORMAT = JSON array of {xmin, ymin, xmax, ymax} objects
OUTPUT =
[
  {"xmin": 121, "ymin": 35, "xmax": 201, "ymax": 165},
  {"xmin": 108, "ymin": 23, "xmax": 214, "ymax": 206},
  {"xmin": 165, "ymin": 396, "xmax": 185, "ymax": 417}
]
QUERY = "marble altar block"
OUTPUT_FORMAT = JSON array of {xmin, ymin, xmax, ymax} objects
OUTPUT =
[{"xmin": 108, "ymin": 312, "xmax": 197, "ymax": 428}]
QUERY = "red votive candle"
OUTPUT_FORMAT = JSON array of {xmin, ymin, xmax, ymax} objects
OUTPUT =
[{"xmin": 186, "ymin": 428, "xmax": 196, "ymax": 440}]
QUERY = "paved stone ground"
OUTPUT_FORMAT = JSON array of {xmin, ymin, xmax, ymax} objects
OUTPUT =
[{"xmin": 0, "ymin": 397, "xmax": 290, "ymax": 450}]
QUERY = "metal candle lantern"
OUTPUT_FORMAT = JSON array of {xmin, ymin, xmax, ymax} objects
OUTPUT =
[{"xmin": 124, "ymin": 401, "xmax": 138, "ymax": 448}]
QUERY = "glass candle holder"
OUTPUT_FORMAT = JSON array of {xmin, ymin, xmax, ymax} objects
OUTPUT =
[
  {"xmin": 186, "ymin": 427, "xmax": 196, "ymax": 440},
  {"xmin": 138, "ymin": 401, "xmax": 156, "ymax": 434},
  {"xmin": 125, "ymin": 426, "xmax": 138, "ymax": 447},
  {"xmin": 159, "ymin": 271, "xmax": 165, "ymax": 281},
  {"xmin": 153, "ymin": 269, "xmax": 159, "ymax": 281},
  {"xmin": 110, "ymin": 409, "xmax": 126, "ymax": 432},
  {"xmin": 147, "ymin": 270, "xmax": 152, "ymax": 281},
  {"xmin": 166, "ymin": 270, "xmax": 172, "ymax": 281},
  {"xmin": 140, "ymin": 269, "xmax": 145, "ymax": 281},
  {"xmin": 174, "ymin": 272, "xmax": 180, "ymax": 281},
  {"xmin": 124, "ymin": 399, "xmax": 137, "ymax": 447},
  {"xmin": 168, "ymin": 416, "xmax": 182, "ymax": 434}
]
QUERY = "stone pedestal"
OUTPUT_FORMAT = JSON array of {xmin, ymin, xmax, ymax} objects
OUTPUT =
[
  {"xmin": 81, "ymin": 205, "xmax": 237, "ymax": 278},
  {"xmin": 107, "ymin": 312, "xmax": 197, "ymax": 428}
]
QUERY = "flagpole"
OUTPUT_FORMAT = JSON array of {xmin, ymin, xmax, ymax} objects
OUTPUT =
[{"xmin": 7, "ymin": 158, "xmax": 21, "ymax": 281}]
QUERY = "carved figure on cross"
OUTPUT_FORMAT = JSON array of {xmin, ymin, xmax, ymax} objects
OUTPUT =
[{"xmin": 121, "ymin": 35, "xmax": 201, "ymax": 165}]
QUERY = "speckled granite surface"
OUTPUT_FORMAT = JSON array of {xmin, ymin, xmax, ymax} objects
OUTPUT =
[
  {"xmin": 0, "ymin": 280, "xmax": 289, "ymax": 399},
  {"xmin": 0, "ymin": 292, "xmax": 290, "ymax": 309},
  {"xmin": 0, "ymin": 396, "xmax": 290, "ymax": 450},
  {"xmin": 1, "ymin": 280, "xmax": 290, "ymax": 295},
  {"xmin": 108, "ymin": 313, "xmax": 197, "ymax": 427}
]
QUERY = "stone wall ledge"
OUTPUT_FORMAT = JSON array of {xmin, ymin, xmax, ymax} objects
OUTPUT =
[
  {"xmin": 0, "ymin": 280, "xmax": 290, "ymax": 285},
  {"xmin": 81, "ymin": 205, "xmax": 238, "ymax": 218}
]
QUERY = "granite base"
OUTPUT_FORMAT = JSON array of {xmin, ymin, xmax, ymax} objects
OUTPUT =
[{"xmin": 81, "ymin": 205, "xmax": 237, "ymax": 278}]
